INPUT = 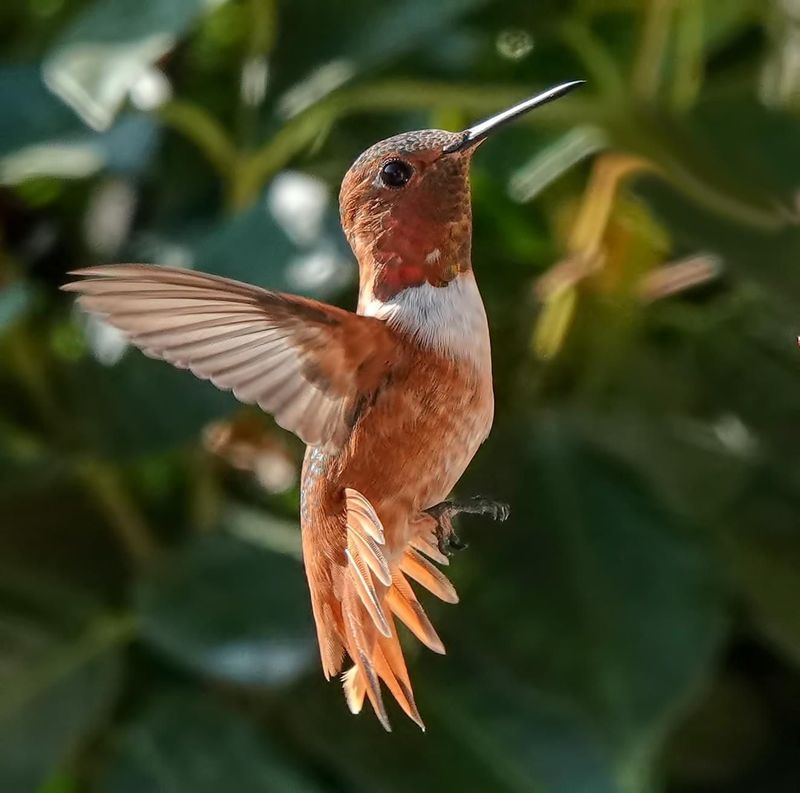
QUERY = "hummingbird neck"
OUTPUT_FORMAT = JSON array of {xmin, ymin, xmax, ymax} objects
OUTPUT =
[
  {"xmin": 356, "ymin": 212, "xmax": 473, "ymax": 305},
  {"xmin": 360, "ymin": 270, "xmax": 491, "ymax": 366}
]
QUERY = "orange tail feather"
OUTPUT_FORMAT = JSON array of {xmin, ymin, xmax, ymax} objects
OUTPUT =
[{"xmin": 334, "ymin": 490, "xmax": 457, "ymax": 730}]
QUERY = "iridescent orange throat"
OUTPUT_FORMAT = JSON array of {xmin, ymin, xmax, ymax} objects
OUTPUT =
[{"xmin": 363, "ymin": 206, "xmax": 472, "ymax": 302}]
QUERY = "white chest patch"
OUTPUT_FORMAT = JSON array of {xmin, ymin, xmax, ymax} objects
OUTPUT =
[{"xmin": 361, "ymin": 272, "xmax": 491, "ymax": 366}]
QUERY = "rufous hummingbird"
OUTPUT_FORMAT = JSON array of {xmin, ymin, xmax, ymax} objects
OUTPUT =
[{"xmin": 64, "ymin": 80, "xmax": 583, "ymax": 731}]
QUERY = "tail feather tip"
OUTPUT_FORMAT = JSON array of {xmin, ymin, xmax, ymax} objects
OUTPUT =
[{"xmin": 341, "ymin": 665, "xmax": 365, "ymax": 715}]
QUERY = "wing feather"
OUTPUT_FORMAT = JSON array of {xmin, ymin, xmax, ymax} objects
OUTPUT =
[{"xmin": 63, "ymin": 264, "xmax": 399, "ymax": 449}]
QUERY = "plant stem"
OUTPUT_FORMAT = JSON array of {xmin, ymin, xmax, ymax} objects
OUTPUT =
[
  {"xmin": 632, "ymin": 0, "xmax": 676, "ymax": 102},
  {"xmin": 0, "ymin": 612, "xmax": 137, "ymax": 721},
  {"xmin": 671, "ymin": 0, "xmax": 704, "ymax": 111},
  {"xmin": 158, "ymin": 101, "xmax": 238, "ymax": 176},
  {"xmin": 188, "ymin": 447, "xmax": 222, "ymax": 532},
  {"xmin": 234, "ymin": 0, "xmax": 278, "ymax": 153},
  {"xmin": 77, "ymin": 458, "xmax": 157, "ymax": 564},
  {"xmin": 561, "ymin": 19, "xmax": 626, "ymax": 100},
  {"xmin": 5, "ymin": 326, "xmax": 62, "ymax": 429}
]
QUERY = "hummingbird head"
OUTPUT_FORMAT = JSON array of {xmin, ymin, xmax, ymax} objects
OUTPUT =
[
  {"xmin": 340, "ymin": 129, "xmax": 474, "ymax": 303},
  {"xmin": 339, "ymin": 81, "xmax": 584, "ymax": 306}
]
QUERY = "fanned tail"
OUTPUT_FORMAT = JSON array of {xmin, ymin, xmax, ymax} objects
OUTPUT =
[{"xmin": 339, "ymin": 488, "xmax": 457, "ymax": 731}]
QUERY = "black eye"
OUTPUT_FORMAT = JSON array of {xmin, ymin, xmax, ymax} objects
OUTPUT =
[{"xmin": 379, "ymin": 159, "xmax": 414, "ymax": 188}]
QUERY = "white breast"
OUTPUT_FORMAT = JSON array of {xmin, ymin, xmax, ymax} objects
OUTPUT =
[{"xmin": 360, "ymin": 272, "xmax": 491, "ymax": 367}]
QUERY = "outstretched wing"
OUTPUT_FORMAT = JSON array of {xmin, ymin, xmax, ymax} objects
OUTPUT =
[{"xmin": 63, "ymin": 264, "xmax": 399, "ymax": 449}]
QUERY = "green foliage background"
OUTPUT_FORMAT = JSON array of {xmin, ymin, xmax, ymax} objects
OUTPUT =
[{"xmin": 2, "ymin": 0, "xmax": 800, "ymax": 791}]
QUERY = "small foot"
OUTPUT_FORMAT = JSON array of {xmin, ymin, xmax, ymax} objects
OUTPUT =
[{"xmin": 424, "ymin": 496, "xmax": 510, "ymax": 556}]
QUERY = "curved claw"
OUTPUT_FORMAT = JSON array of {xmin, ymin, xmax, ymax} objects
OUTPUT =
[
  {"xmin": 466, "ymin": 496, "xmax": 510, "ymax": 522},
  {"xmin": 437, "ymin": 532, "xmax": 468, "ymax": 557},
  {"xmin": 426, "ymin": 496, "xmax": 509, "ymax": 556}
]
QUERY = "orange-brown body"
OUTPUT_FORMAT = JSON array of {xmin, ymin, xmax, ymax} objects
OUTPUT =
[
  {"xmin": 301, "ymin": 328, "xmax": 494, "ymax": 681},
  {"xmin": 63, "ymin": 80, "xmax": 581, "ymax": 731}
]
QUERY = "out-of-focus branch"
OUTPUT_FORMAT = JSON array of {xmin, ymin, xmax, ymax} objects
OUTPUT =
[
  {"xmin": 561, "ymin": 20, "xmax": 626, "ymax": 100},
  {"xmin": 533, "ymin": 151, "xmax": 722, "ymax": 361},
  {"xmin": 633, "ymin": 0, "xmax": 676, "ymax": 101},
  {"xmin": 567, "ymin": 153, "xmax": 658, "ymax": 257},
  {"xmin": 671, "ymin": 0, "xmax": 705, "ymax": 111},
  {"xmin": 77, "ymin": 459, "xmax": 157, "ymax": 564},
  {"xmin": 534, "ymin": 153, "xmax": 654, "ymax": 360},
  {"xmin": 157, "ymin": 101, "xmax": 238, "ymax": 176},
  {"xmin": 0, "ymin": 612, "xmax": 137, "ymax": 722},
  {"xmin": 637, "ymin": 253, "xmax": 721, "ymax": 303}
]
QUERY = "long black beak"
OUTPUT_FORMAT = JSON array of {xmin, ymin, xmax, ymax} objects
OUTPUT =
[{"xmin": 442, "ymin": 80, "xmax": 585, "ymax": 154}]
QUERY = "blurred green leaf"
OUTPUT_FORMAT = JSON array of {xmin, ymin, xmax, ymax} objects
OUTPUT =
[
  {"xmin": 0, "ymin": 66, "xmax": 159, "ymax": 183},
  {"xmin": 286, "ymin": 654, "xmax": 621, "ymax": 793},
  {"xmin": 274, "ymin": 0, "xmax": 490, "ymax": 112},
  {"xmin": 613, "ymin": 110, "xmax": 786, "ymax": 232},
  {"xmin": 699, "ymin": 0, "xmax": 759, "ymax": 54},
  {"xmin": 0, "ymin": 584, "xmax": 127, "ymax": 793},
  {"xmin": 508, "ymin": 125, "xmax": 607, "ymax": 203},
  {"xmin": 0, "ymin": 114, "xmax": 159, "ymax": 184},
  {"xmin": 99, "ymin": 691, "xmax": 323, "ymax": 793},
  {"xmin": 692, "ymin": 94, "xmax": 800, "ymax": 200},
  {"xmin": 137, "ymin": 533, "xmax": 316, "ymax": 686},
  {"xmin": 425, "ymin": 660, "xmax": 623, "ymax": 793},
  {"xmin": 224, "ymin": 503, "xmax": 303, "ymax": 559},
  {"xmin": 640, "ymin": 177, "xmax": 800, "ymax": 298},
  {"xmin": 462, "ymin": 416, "xmax": 727, "ymax": 787},
  {"xmin": 38, "ymin": 771, "xmax": 81, "ymax": 793},
  {"xmin": 0, "ymin": 482, "xmax": 128, "ymax": 597},
  {"xmin": 0, "ymin": 67, "xmax": 85, "ymax": 156},
  {"xmin": 664, "ymin": 672, "xmax": 769, "ymax": 788},
  {"xmin": 573, "ymin": 411, "xmax": 753, "ymax": 524},
  {"xmin": 724, "ymin": 516, "xmax": 800, "ymax": 669},
  {"xmin": 0, "ymin": 449, "xmax": 68, "ymax": 501},
  {"xmin": 43, "ymin": 0, "xmax": 222, "ymax": 130},
  {"xmin": 66, "ymin": 351, "xmax": 237, "ymax": 458},
  {"xmin": 0, "ymin": 283, "xmax": 32, "ymax": 334},
  {"xmin": 192, "ymin": 177, "xmax": 353, "ymax": 298}
]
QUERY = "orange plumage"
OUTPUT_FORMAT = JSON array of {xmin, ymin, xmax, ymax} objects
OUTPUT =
[{"xmin": 63, "ymin": 82, "xmax": 582, "ymax": 730}]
